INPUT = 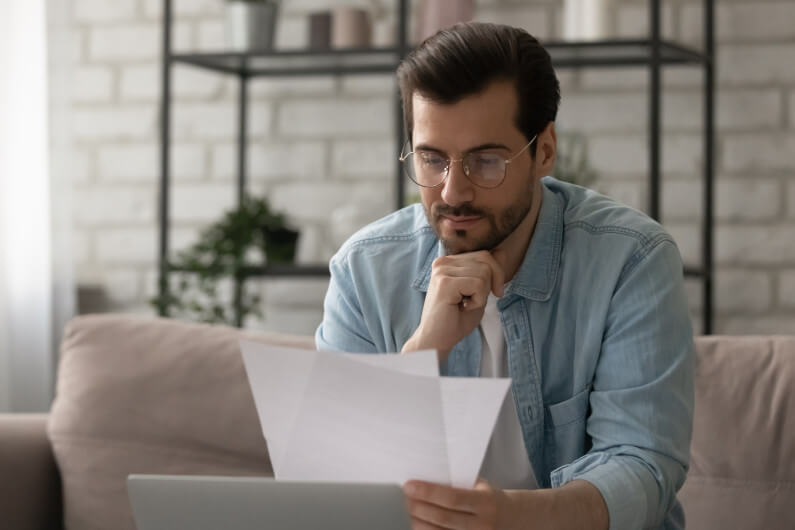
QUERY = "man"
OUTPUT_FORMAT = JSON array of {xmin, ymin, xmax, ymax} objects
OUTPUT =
[{"xmin": 316, "ymin": 22, "xmax": 694, "ymax": 530}]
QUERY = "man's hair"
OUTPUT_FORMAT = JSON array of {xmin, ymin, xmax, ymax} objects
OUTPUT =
[{"xmin": 397, "ymin": 22, "xmax": 561, "ymax": 157}]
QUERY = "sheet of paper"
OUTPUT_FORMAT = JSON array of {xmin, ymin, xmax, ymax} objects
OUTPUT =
[
  {"xmin": 279, "ymin": 352, "xmax": 450, "ymax": 484},
  {"xmin": 240, "ymin": 341, "xmax": 509, "ymax": 488},
  {"xmin": 440, "ymin": 378, "xmax": 511, "ymax": 487},
  {"xmin": 240, "ymin": 342, "xmax": 439, "ymax": 471},
  {"xmin": 239, "ymin": 342, "xmax": 316, "ymax": 471},
  {"xmin": 340, "ymin": 349, "xmax": 440, "ymax": 377}
]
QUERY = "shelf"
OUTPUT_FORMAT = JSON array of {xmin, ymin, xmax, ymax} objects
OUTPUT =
[
  {"xmin": 170, "ymin": 47, "xmax": 401, "ymax": 77},
  {"xmin": 683, "ymin": 266, "xmax": 706, "ymax": 278},
  {"xmin": 170, "ymin": 39, "xmax": 708, "ymax": 78},
  {"xmin": 545, "ymin": 39, "xmax": 709, "ymax": 68},
  {"xmin": 168, "ymin": 263, "xmax": 330, "ymax": 277}
]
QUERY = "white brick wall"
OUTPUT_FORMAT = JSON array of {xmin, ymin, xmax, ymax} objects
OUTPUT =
[
  {"xmin": 788, "ymin": 181, "xmax": 795, "ymax": 218},
  {"xmin": 170, "ymin": 183, "xmax": 236, "ymax": 223},
  {"xmin": 715, "ymin": 270, "xmax": 772, "ymax": 314},
  {"xmin": 73, "ymin": 187, "xmax": 156, "ymax": 226},
  {"xmin": 332, "ymin": 139, "xmax": 394, "ymax": 179},
  {"xmin": 57, "ymin": 0, "xmax": 795, "ymax": 335},
  {"xmin": 716, "ymin": 178, "xmax": 782, "ymax": 222},
  {"xmin": 723, "ymin": 133, "xmax": 795, "ymax": 173},
  {"xmin": 97, "ymin": 144, "xmax": 157, "ymax": 182},
  {"xmin": 72, "ymin": 66, "xmax": 114, "ymax": 103},
  {"xmin": 718, "ymin": 44, "xmax": 795, "ymax": 86},
  {"xmin": 558, "ymin": 93, "xmax": 646, "ymax": 133},
  {"xmin": 211, "ymin": 140, "xmax": 327, "ymax": 182},
  {"xmin": 71, "ymin": 106, "xmax": 157, "ymax": 140},
  {"xmin": 74, "ymin": 0, "xmax": 137, "ymax": 23},
  {"xmin": 277, "ymin": 98, "xmax": 393, "ymax": 137},
  {"xmin": 89, "ymin": 25, "xmax": 160, "ymax": 61},
  {"xmin": 681, "ymin": 2, "xmax": 795, "ymax": 44},
  {"xmin": 716, "ymin": 225, "xmax": 795, "ymax": 265},
  {"xmin": 780, "ymin": 271, "xmax": 795, "ymax": 310},
  {"xmin": 172, "ymin": 101, "xmax": 272, "ymax": 140}
]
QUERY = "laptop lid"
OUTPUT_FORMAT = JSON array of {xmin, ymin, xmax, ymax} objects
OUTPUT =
[{"xmin": 128, "ymin": 475, "xmax": 412, "ymax": 530}]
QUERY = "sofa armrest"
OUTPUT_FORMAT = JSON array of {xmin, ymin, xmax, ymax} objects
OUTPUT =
[{"xmin": 0, "ymin": 413, "xmax": 62, "ymax": 530}]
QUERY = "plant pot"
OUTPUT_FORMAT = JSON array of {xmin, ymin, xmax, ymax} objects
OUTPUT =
[
  {"xmin": 262, "ymin": 226, "xmax": 299, "ymax": 264},
  {"xmin": 225, "ymin": 1, "xmax": 279, "ymax": 52}
]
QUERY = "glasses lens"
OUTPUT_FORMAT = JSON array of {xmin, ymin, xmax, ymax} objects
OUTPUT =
[
  {"xmin": 464, "ymin": 153, "xmax": 506, "ymax": 188},
  {"xmin": 405, "ymin": 152, "xmax": 447, "ymax": 187}
]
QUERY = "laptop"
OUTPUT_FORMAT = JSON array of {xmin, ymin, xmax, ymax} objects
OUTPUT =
[{"xmin": 127, "ymin": 475, "xmax": 413, "ymax": 530}]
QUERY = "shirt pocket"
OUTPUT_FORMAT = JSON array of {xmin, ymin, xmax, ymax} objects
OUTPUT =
[{"xmin": 544, "ymin": 385, "xmax": 591, "ymax": 469}]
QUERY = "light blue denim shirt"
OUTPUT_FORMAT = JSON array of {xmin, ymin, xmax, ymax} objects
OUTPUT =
[{"xmin": 316, "ymin": 176, "xmax": 694, "ymax": 530}]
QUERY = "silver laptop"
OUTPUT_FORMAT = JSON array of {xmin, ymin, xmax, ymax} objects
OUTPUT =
[{"xmin": 128, "ymin": 475, "xmax": 412, "ymax": 530}]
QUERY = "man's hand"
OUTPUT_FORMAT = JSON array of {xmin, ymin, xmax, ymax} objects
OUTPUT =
[
  {"xmin": 403, "ymin": 478, "xmax": 609, "ymax": 530},
  {"xmin": 402, "ymin": 250, "xmax": 506, "ymax": 361},
  {"xmin": 403, "ymin": 479, "xmax": 517, "ymax": 530}
]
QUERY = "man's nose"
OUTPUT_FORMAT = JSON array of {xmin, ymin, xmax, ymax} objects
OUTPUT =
[{"xmin": 440, "ymin": 160, "xmax": 475, "ymax": 207}]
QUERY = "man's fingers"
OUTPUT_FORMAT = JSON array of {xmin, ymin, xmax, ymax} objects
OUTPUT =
[
  {"xmin": 404, "ymin": 481, "xmax": 479, "ymax": 513},
  {"xmin": 407, "ymin": 500, "xmax": 473, "ymax": 530},
  {"xmin": 433, "ymin": 252, "xmax": 506, "ymax": 298},
  {"xmin": 409, "ymin": 516, "xmax": 452, "ymax": 530},
  {"xmin": 434, "ymin": 261, "xmax": 492, "ymax": 281},
  {"xmin": 473, "ymin": 477, "xmax": 492, "ymax": 491},
  {"xmin": 436, "ymin": 276, "xmax": 488, "ymax": 308},
  {"xmin": 466, "ymin": 251, "xmax": 506, "ymax": 297}
]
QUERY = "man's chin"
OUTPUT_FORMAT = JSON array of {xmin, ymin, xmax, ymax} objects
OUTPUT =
[{"xmin": 439, "ymin": 230, "xmax": 492, "ymax": 255}]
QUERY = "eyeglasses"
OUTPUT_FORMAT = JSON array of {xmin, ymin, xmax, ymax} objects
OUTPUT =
[{"xmin": 399, "ymin": 135, "xmax": 537, "ymax": 189}]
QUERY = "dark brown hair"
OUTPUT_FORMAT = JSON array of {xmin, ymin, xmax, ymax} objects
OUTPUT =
[{"xmin": 397, "ymin": 22, "xmax": 560, "ymax": 157}]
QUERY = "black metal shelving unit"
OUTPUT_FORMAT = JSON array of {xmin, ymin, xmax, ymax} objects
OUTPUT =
[{"xmin": 158, "ymin": 0, "xmax": 714, "ymax": 332}]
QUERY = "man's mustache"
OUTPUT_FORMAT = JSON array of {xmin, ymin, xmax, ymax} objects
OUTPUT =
[{"xmin": 433, "ymin": 204, "xmax": 488, "ymax": 218}]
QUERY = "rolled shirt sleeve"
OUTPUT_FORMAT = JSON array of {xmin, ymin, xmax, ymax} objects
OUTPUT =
[{"xmin": 551, "ymin": 238, "xmax": 695, "ymax": 530}]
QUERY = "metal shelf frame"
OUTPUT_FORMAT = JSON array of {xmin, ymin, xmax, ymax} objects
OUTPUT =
[{"xmin": 158, "ymin": 0, "xmax": 714, "ymax": 331}]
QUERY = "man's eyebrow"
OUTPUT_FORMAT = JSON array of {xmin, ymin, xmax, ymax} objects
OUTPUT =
[{"xmin": 413, "ymin": 142, "xmax": 511, "ymax": 154}]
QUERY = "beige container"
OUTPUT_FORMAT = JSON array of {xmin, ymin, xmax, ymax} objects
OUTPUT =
[
  {"xmin": 331, "ymin": 7, "xmax": 372, "ymax": 49},
  {"xmin": 415, "ymin": 0, "xmax": 474, "ymax": 44}
]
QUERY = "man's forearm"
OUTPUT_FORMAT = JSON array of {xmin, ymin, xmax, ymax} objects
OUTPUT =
[{"xmin": 508, "ymin": 479, "xmax": 608, "ymax": 530}]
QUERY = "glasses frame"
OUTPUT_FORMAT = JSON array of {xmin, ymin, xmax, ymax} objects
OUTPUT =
[{"xmin": 399, "ymin": 134, "xmax": 538, "ymax": 189}]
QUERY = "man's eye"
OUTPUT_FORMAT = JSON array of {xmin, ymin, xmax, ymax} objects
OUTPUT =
[
  {"xmin": 419, "ymin": 154, "xmax": 446, "ymax": 170},
  {"xmin": 470, "ymin": 154, "xmax": 501, "ymax": 167}
]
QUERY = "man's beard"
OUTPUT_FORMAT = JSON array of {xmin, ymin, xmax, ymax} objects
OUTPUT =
[{"xmin": 426, "ymin": 177, "xmax": 535, "ymax": 255}]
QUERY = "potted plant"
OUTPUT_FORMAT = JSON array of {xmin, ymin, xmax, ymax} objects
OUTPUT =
[
  {"xmin": 225, "ymin": 0, "xmax": 280, "ymax": 52},
  {"xmin": 151, "ymin": 196, "xmax": 299, "ymax": 325}
]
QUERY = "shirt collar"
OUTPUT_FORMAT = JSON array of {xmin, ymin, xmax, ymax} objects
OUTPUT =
[{"xmin": 413, "ymin": 179, "xmax": 563, "ymax": 302}]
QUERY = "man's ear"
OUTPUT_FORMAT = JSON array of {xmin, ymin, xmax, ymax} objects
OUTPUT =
[{"xmin": 536, "ymin": 122, "xmax": 557, "ymax": 175}]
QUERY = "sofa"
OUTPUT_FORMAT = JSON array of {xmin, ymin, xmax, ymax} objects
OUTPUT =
[{"xmin": 0, "ymin": 314, "xmax": 793, "ymax": 529}]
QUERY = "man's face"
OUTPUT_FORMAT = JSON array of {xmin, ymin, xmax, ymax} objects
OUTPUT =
[{"xmin": 412, "ymin": 80, "xmax": 539, "ymax": 255}]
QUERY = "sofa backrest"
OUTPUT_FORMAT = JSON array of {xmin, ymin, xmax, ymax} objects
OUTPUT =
[
  {"xmin": 48, "ymin": 314, "xmax": 315, "ymax": 530},
  {"xmin": 48, "ymin": 316, "xmax": 795, "ymax": 530},
  {"xmin": 680, "ymin": 335, "xmax": 795, "ymax": 529}
]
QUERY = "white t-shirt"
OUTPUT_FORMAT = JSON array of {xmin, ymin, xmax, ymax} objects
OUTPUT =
[{"xmin": 477, "ymin": 294, "xmax": 539, "ymax": 490}]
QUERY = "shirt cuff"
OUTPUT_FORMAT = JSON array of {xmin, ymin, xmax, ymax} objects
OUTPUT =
[{"xmin": 550, "ymin": 452, "xmax": 654, "ymax": 530}]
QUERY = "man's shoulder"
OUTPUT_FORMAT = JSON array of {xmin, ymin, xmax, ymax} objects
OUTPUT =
[
  {"xmin": 333, "ymin": 203, "xmax": 437, "ymax": 264},
  {"xmin": 547, "ymin": 177, "xmax": 673, "ymax": 250}
]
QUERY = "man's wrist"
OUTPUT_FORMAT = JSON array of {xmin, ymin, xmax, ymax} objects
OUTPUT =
[{"xmin": 505, "ymin": 481, "xmax": 608, "ymax": 530}]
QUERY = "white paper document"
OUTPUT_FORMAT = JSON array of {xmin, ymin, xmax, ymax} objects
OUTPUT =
[{"xmin": 240, "ymin": 341, "xmax": 510, "ymax": 488}]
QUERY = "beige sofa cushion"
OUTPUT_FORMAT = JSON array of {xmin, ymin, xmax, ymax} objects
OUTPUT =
[
  {"xmin": 681, "ymin": 336, "xmax": 795, "ymax": 529},
  {"xmin": 47, "ymin": 314, "xmax": 315, "ymax": 530}
]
